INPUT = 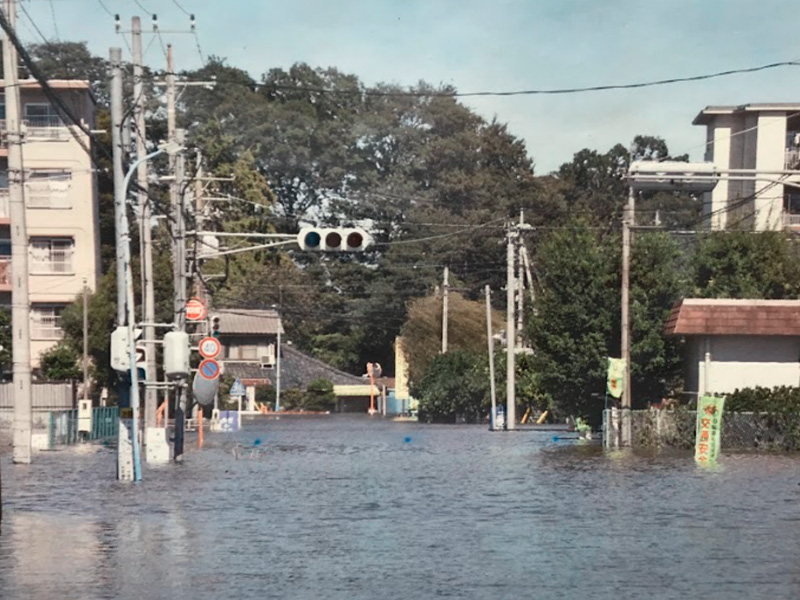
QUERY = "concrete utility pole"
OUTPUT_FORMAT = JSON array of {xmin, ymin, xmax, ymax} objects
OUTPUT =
[
  {"xmin": 110, "ymin": 48, "xmax": 126, "ymax": 327},
  {"xmin": 505, "ymin": 224, "xmax": 517, "ymax": 430},
  {"xmin": 441, "ymin": 266, "xmax": 449, "ymax": 353},
  {"xmin": 3, "ymin": 0, "xmax": 32, "ymax": 464},
  {"xmin": 485, "ymin": 285, "xmax": 497, "ymax": 431},
  {"xmin": 132, "ymin": 17, "xmax": 159, "ymax": 435},
  {"xmin": 173, "ymin": 129, "xmax": 188, "ymax": 461},
  {"xmin": 83, "ymin": 279, "xmax": 89, "ymax": 401},
  {"xmin": 516, "ymin": 211, "xmax": 525, "ymax": 347},
  {"xmin": 620, "ymin": 186, "xmax": 635, "ymax": 446}
]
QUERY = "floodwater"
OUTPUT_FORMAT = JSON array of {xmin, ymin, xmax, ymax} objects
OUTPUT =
[{"xmin": 1, "ymin": 416, "xmax": 799, "ymax": 600}]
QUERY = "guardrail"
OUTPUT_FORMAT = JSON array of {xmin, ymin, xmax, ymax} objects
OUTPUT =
[{"xmin": 48, "ymin": 406, "xmax": 119, "ymax": 448}]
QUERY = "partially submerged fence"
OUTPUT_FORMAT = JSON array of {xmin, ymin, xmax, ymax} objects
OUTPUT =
[
  {"xmin": 608, "ymin": 408, "xmax": 800, "ymax": 451},
  {"xmin": 48, "ymin": 407, "xmax": 119, "ymax": 448}
]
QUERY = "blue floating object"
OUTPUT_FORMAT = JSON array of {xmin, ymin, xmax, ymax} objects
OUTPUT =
[
  {"xmin": 404, "ymin": 437, "xmax": 412, "ymax": 444},
  {"xmin": 552, "ymin": 436, "xmax": 560, "ymax": 442},
  {"xmin": 253, "ymin": 438, "xmax": 262, "ymax": 447}
]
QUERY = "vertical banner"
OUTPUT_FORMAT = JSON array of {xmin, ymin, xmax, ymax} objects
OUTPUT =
[
  {"xmin": 695, "ymin": 395, "xmax": 725, "ymax": 464},
  {"xmin": 606, "ymin": 358, "xmax": 626, "ymax": 399}
]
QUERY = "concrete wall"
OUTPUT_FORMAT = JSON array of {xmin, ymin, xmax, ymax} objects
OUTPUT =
[
  {"xmin": 701, "ymin": 108, "xmax": 797, "ymax": 231},
  {"xmin": 688, "ymin": 335, "xmax": 800, "ymax": 395}
]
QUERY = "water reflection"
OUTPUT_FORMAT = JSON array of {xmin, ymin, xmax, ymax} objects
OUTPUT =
[{"xmin": 1, "ymin": 416, "xmax": 800, "ymax": 599}]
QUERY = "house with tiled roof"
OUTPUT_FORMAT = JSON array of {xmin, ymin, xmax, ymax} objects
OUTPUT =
[
  {"xmin": 664, "ymin": 298, "xmax": 800, "ymax": 396},
  {"xmin": 214, "ymin": 308, "xmax": 382, "ymax": 412}
]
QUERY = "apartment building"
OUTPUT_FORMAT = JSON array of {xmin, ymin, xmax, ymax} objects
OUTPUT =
[
  {"xmin": 693, "ymin": 103, "xmax": 800, "ymax": 231},
  {"xmin": 0, "ymin": 80, "xmax": 100, "ymax": 365}
]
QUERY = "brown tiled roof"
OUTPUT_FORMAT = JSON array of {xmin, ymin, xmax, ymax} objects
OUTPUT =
[
  {"xmin": 664, "ymin": 299, "xmax": 800, "ymax": 336},
  {"xmin": 214, "ymin": 308, "xmax": 284, "ymax": 335},
  {"xmin": 222, "ymin": 346, "xmax": 363, "ymax": 389}
]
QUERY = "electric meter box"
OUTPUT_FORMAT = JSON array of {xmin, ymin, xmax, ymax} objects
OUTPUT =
[{"xmin": 164, "ymin": 331, "xmax": 190, "ymax": 379}]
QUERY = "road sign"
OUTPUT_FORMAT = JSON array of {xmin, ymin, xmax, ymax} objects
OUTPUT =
[
  {"xmin": 230, "ymin": 378, "xmax": 246, "ymax": 396},
  {"xmin": 198, "ymin": 358, "xmax": 221, "ymax": 380},
  {"xmin": 186, "ymin": 297, "xmax": 208, "ymax": 321},
  {"xmin": 198, "ymin": 336, "xmax": 221, "ymax": 359}
]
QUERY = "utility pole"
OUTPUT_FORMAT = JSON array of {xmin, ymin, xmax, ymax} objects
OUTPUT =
[
  {"xmin": 441, "ymin": 266, "xmax": 449, "ymax": 353},
  {"xmin": 132, "ymin": 17, "xmax": 158, "ymax": 436},
  {"xmin": 506, "ymin": 224, "xmax": 517, "ymax": 431},
  {"xmin": 110, "ymin": 50, "xmax": 126, "ymax": 325},
  {"xmin": 83, "ymin": 279, "xmax": 89, "ymax": 401},
  {"xmin": 275, "ymin": 286, "xmax": 282, "ymax": 412},
  {"xmin": 485, "ymin": 285, "xmax": 497, "ymax": 431},
  {"xmin": 516, "ymin": 211, "xmax": 525, "ymax": 347},
  {"xmin": 3, "ymin": 0, "xmax": 32, "ymax": 464},
  {"xmin": 620, "ymin": 186, "xmax": 635, "ymax": 446},
  {"xmin": 172, "ymin": 129, "xmax": 188, "ymax": 461}
]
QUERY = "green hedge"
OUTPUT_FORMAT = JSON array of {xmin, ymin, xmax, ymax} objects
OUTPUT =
[{"xmin": 725, "ymin": 386, "xmax": 800, "ymax": 413}]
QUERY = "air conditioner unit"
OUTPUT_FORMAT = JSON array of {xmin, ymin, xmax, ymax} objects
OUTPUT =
[{"xmin": 260, "ymin": 355, "xmax": 275, "ymax": 369}]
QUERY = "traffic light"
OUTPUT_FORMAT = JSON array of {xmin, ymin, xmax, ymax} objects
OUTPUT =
[
  {"xmin": 297, "ymin": 227, "xmax": 372, "ymax": 252},
  {"xmin": 211, "ymin": 314, "xmax": 221, "ymax": 338}
]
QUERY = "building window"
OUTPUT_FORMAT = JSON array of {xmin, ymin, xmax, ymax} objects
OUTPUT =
[
  {"xmin": 24, "ymin": 103, "xmax": 63, "ymax": 128},
  {"xmin": 30, "ymin": 304, "xmax": 65, "ymax": 340},
  {"xmin": 25, "ymin": 170, "xmax": 72, "ymax": 209},
  {"xmin": 29, "ymin": 237, "xmax": 74, "ymax": 274}
]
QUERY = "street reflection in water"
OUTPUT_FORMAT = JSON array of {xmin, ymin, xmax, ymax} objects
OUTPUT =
[{"xmin": 1, "ymin": 415, "xmax": 799, "ymax": 600}]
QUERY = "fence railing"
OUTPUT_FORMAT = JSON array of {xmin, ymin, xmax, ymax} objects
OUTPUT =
[
  {"xmin": 609, "ymin": 408, "xmax": 800, "ymax": 451},
  {"xmin": 48, "ymin": 406, "xmax": 119, "ymax": 448}
]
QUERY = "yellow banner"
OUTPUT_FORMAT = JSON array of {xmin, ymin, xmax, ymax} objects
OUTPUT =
[
  {"xmin": 695, "ymin": 395, "xmax": 725, "ymax": 464},
  {"xmin": 606, "ymin": 358, "xmax": 626, "ymax": 399}
]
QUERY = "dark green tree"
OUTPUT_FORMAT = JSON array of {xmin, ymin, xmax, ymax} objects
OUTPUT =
[
  {"xmin": 38, "ymin": 343, "xmax": 81, "ymax": 381},
  {"xmin": 691, "ymin": 232, "xmax": 800, "ymax": 299},
  {"xmin": 413, "ymin": 350, "xmax": 488, "ymax": 423}
]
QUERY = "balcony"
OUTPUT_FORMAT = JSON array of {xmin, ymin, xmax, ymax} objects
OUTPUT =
[
  {"xmin": 787, "ymin": 148, "xmax": 800, "ymax": 170},
  {"xmin": 0, "ymin": 189, "xmax": 8, "ymax": 221},
  {"xmin": 0, "ymin": 256, "xmax": 10, "ymax": 291},
  {"xmin": 0, "ymin": 117, "xmax": 71, "ymax": 143},
  {"xmin": 783, "ymin": 213, "xmax": 800, "ymax": 231}
]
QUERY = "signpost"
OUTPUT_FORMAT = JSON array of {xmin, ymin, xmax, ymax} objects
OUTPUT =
[
  {"xmin": 230, "ymin": 378, "xmax": 246, "ymax": 396},
  {"xmin": 198, "ymin": 336, "xmax": 221, "ymax": 359},
  {"xmin": 229, "ymin": 377, "xmax": 246, "ymax": 420},
  {"xmin": 186, "ymin": 297, "xmax": 208, "ymax": 322},
  {"xmin": 198, "ymin": 358, "xmax": 221, "ymax": 381}
]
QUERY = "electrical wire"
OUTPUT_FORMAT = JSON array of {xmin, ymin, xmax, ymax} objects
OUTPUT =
[
  {"xmin": 184, "ymin": 58, "xmax": 800, "ymax": 98},
  {"xmin": 96, "ymin": 0, "xmax": 114, "ymax": 18},
  {"xmin": 171, "ymin": 0, "xmax": 192, "ymax": 17},
  {"xmin": 47, "ymin": 0, "xmax": 59, "ymax": 40}
]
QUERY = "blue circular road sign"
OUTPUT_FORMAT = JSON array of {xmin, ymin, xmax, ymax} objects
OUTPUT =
[{"xmin": 198, "ymin": 358, "xmax": 221, "ymax": 380}]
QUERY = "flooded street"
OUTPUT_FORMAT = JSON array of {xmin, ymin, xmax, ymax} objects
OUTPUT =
[{"xmin": 1, "ymin": 415, "xmax": 799, "ymax": 600}]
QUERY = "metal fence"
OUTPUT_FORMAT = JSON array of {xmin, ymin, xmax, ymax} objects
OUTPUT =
[
  {"xmin": 48, "ymin": 407, "xmax": 119, "ymax": 448},
  {"xmin": 0, "ymin": 382, "xmax": 75, "ymax": 411},
  {"xmin": 620, "ymin": 409, "xmax": 800, "ymax": 451}
]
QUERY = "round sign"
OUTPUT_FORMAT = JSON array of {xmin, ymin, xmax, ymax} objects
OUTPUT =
[
  {"xmin": 198, "ymin": 358, "xmax": 221, "ymax": 380},
  {"xmin": 186, "ymin": 297, "xmax": 207, "ymax": 321},
  {"xmin": 198, "ymin": 336, "xmax": 221, "ymax": 359}
]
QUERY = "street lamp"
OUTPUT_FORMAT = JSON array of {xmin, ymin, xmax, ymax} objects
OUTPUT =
[
  {"xmin": 120, "ymin": 141, "xmax": 183, "ymax": 481},
  {"xmin": 616, "ymin": 161, "xmax": 719, "ymax": 447}
]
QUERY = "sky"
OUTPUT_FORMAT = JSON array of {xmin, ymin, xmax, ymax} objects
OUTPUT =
[{"xmin": 16, "ymin": 0, "xmax": 800, "ymax": 173}]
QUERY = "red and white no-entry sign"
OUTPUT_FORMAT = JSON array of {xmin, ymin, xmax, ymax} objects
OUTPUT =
[
  {"xmin": 186, "ymin": 297, "xmax": 207, "ymax": 321},
  {"xmin": 198, "ymin": 336, "xmax": 222, "ymax": 359}
]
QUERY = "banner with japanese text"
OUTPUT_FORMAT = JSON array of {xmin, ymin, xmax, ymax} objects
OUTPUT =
[
  {"xmin": 606, "ymin": 358, "xmax": 626, "ymax": 399},
  {"xmin": 695, "ymin": 395, "xmax": 725, "ymax": 464}
]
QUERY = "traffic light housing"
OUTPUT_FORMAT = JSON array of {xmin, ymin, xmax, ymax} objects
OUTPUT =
[
  {"xmin": 297, "ymin": 227, "xmax": 372, "ymax": 252},
  {"xmin": 211, "ymin": 314, "xmax": 221, "ymax": 338}
]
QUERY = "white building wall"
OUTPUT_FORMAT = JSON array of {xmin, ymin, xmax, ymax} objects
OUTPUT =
[
  {"xmin": 753, "ymin": 113, "xmax": 787, "ymax": 230},
  {"xmin": 690, "ymin": 335, "xmax": 800, "ymax": 396}
]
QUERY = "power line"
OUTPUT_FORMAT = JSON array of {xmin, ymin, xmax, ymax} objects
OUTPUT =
[
  {"xmin": 47, "ymin": 0, "xmax": 59, "ymax": 40},
  {"xmin": 96, "ymin": 0, "xmax": 114, "ymax": 18},
  {"xmin": 171, "ymin": 0, "xmax": 192, "ymax": 17},
  {"xmin": 18, "ymin": 1, "xmax": 49, "ymax": 43},
  {"xmin": 190, "ymin": 58, "xmax": 800, "ymax": 98}
]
